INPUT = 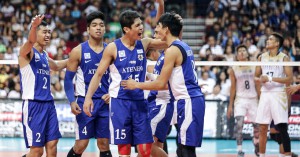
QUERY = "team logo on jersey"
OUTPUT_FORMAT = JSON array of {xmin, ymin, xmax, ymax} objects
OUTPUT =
[
  {"xmin": 84, "ymin": 53, "xmax": 91, "ymax": 59},
  {"xmin": 35, "ymin": 53, "xmax": 40, "ymax": 62},
  {"xmin": 137, "ymin": 49, "xmax": 143, "ymax": 54},
  {"xmin": 42, "ymin": 64, "xmax": 47, "ymax": 68},
  {"xmin": 118, "ymin": 50, "xmax": 126, "ymax": 57},
  {"xmin": 138, "ymin": 54, "xmax": 144, "ymax": 61},
  {"xmin": 95, "ymin": 63, "xmax": 99, "ymax": 66}
]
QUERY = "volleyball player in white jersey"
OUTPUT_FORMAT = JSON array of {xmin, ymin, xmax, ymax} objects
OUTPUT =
[
  {"xmin": 255, "ymin": 32, "xmax": 293, "ymax": 157},
  {"xmin": 83, "ymin": 1, "xmax": 167, "ymax": 156},
  {"xmin": 64, "ymin": 11, "xmax": 112, "ymax": 157},
  {"xmin": 121, "ymin": 12, "xmax": 205, "ymax": 157},
  {"xmin": 227, "ymin": 45, "xmax": 259, "ymax": 157},
  {"xmin": 19, "ymin": 15, "xmax": 67, "ymax": 157}
]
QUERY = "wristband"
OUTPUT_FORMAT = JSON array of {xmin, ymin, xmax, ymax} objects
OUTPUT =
[{"xmin": 267, "ymin": 75, "xmax": 272, "ymax": 82}]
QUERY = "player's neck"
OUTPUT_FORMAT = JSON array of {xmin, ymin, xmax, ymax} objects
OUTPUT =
[
  {"xmin": 166, "ymin": 36, "xmax": 179, "ymax": 47},
  {"xmin": 268, "ymin": 48, "xmax": 279, "ymax": 57},
  {"xmin": 33, "ymin": 44, "xmax": 44, "ymax": 53},
  {"xmin": 88, "ymin": 38, "xmax": 103, "ymax": 48},
  {"xmin": 121, "ymin": 36, "xmax": 136, "ymax": 48}
]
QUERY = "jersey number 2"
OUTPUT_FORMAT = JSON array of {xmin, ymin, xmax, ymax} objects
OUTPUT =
[{"xmin": 43, "ymin": 77, "xmax": 47, "ymax": 89}]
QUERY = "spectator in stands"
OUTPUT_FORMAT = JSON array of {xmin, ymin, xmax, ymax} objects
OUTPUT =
[
  {"xmin": 205, "ymin": 84, "xmax": 227, "ymax": 101},
  {"xmin": 205, "ymin": 10, "xmax": 217, "ymax": 28},
  {"xmin": 217, "ymin": 70, "xmax": 231, "ymax": 98},
  {"xmin": 198, "ymin": 71, "xmax": 216, "ymax": 95},
  {"xmin": 4, "ymin": 46, "xmax": 17, "ymax": 60},
  {"xmin": 7, "ymin": 82, "xmax": 21, "ymax": 99},
  {"xmin": 1, "ymin": 1, "xmax": 14, "ymax": 22},
  {"xmin": 199, "ymin": 35, "xmax": 223, "ymax": 59},
  {"xmin": 222, "ymin": 30, "xmax": 240, "ymax": 48},
  {"xmin": 224, "ymin": 45, "xmax": 235, "ymax": 61}
]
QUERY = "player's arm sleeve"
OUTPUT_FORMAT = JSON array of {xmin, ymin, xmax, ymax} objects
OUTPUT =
[{"xmin": 64, "ymin": 70, "xmax": 76, "ymax": 103}]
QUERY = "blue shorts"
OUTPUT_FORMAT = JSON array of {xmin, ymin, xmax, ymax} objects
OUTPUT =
[
  {"xmin": 22, "ymin": 100, "xmax": 62, "ymax": 148},
  {"xmin": 110, "ymin": 98, "xmax": 153, "ymax": 145},
  {"xmin": 177, "ymin": 96, "xmax": 205, "ymax": 147},
  {"xmin": 148, "ymin": 100, "xmax": 174, "ymax": 143},
  {"xmin": 75, "ymin": 96, "xmax": 109, "ymax": 140}
]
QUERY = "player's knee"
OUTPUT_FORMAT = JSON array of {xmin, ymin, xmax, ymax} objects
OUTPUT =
[
  {"xmin": 259, "ymin": 124, "xmax": 268, "ymax": 133},
  {"xmin": 30, "ymin": 147, "xmax": 44, "ymax": 156},
  {"xmin": 138, "ymin": 143, "xmax": 152, "ymax": 157},
  {"xmin": 118, "ymin": 144, "xmax": 131, "ymax": 156},
  {"xmin": 74, "ymin": 140, "xmax": 89, "ymax": 154},
  {"xmin": 97, "ymin": 138, "xmax": 109, "ymax": 151}
]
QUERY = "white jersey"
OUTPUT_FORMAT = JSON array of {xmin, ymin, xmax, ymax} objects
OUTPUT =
[
  {"xmin": 260, "ymin": 52, "xmax": 286, "ymax": 92},
  {"xmin": 232, "ymin": 66, "xmax": 257, "ymax": 98}
]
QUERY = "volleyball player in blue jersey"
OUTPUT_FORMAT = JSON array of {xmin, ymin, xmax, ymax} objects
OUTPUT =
[
  {"xmin": 83, "ymin": 1, "xmax": 167, "ymax": 156},
  {"xmin": 121, "ymin": 12, "xmax": 205, "ymax": 157},
  {"xmin": 19, "ymin": 15, "xmax": 67, "ymax": 157},
  {"xmin": 64, "ymin": 11, "xmax": 112, "ymax": 157}
]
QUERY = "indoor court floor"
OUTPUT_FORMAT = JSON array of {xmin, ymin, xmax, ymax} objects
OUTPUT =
[{"xmin": 0, "ymin": 138, "xmax": 299, "ymax": 157}]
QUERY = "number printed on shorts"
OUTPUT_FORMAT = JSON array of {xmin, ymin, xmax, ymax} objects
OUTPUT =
[
  {"xmin": 82, "ymin": 126, "xmax": 87, "ymax": 135},
  {"xmin": 115, "ymin": 129, "xmax": 126, "ymax": 139},
  {"xmin": 36, "ymin": 133, "xmax": 41, "ymax": 142}
]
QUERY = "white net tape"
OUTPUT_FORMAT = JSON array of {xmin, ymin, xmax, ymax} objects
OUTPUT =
[{"xmin": 1, "ymin": 60, "xmax": 299, "ymax": 66}]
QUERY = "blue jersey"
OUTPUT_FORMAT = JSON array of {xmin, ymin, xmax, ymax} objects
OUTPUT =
[
  {"xmin": 109, "ymin": 39, "xmax": 146, "ymax": 100},
  {"xmin": 20, "ymin": 48, "xmax": 53, "ymax": 101},
  {"xmin": 148, "ymin": 52, "xmax": 174, "ymax": 102},
  {"xmin": 75, "ymin": 41, "xmax": 109, "ymax": 98},
  {"xmin": 169, "ymin": 40, "xmax": 203, "ymax": 100}
]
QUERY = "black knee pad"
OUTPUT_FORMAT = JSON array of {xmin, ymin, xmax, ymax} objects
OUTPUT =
[
  {"xmin": 276, "ymin": 123, "xmax": 291, "ymax": 152},
  {"xmin": 270, "ymin": 133, "xmax": 282, "ymax": 144},
  {"xmin": 181, "ymin": 145, "xmax": 196, "ymax": 157}
]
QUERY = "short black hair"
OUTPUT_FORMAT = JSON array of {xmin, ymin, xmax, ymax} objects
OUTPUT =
[
  {"xmin": 157, "ymin": 12, "xmax": 183, "ymax": 37},
  {"xmin": 236, "ymin": 44, "xmax": 248, "ymax": 52},
  {"xmin": 271, "ymin": 32, "xmax": 283, "ymax": 48},
  {"xmin": 119, "ymin": 10, "xmax": 141, "ymax": 34},
  {"xmin": 86, "ymin": 11, "xmax": 105, "ymax": 27}
]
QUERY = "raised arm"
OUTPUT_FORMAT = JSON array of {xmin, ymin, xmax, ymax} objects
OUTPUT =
[
  {"xmin": 155, "ymin": 0, "xmax": 164, "ymax": 22},
  {"xmin": 19, "ymin": 15, "xmax": 45, "ymax": 58}
]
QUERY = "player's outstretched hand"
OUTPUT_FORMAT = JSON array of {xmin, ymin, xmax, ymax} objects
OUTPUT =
[
  {"xmin": 83, "ymin": 97, "xmax": 94, "ymax": 117},
  {"xmin": 121, "ymin": 78, "xmax": 137, "ymax": 90},
  {"xmin": 286, "ymin": 85, "xmax": 300, "ymax": 95},
  {"xmin": 70, "ymin": 102, "xmax": 82, "ymax": 115},
  {"xmin": 31, "ymin": 14, "xmax": 45, "ymax": 28},
  {"xmin": 102, "ymin": 94, "xmax": 110, "ymax": 104}
]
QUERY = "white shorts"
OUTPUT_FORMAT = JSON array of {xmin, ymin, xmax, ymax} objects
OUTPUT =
[
  {"xmin": 234, "ymin": 97, "xmax": 258, "ymax": 122},
  {"xmin": 255, "ymin": 92, "xmax": 289, "ymax": 125}
]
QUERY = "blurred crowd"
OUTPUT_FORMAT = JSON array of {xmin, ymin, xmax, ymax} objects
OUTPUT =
[
  {"xmin": 0, "ymin": 0, "xmax": 300, "ymax": 101},
  {"xmin": 197, "ymin": 0, "xmax": 300, "ymax": 101}
]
